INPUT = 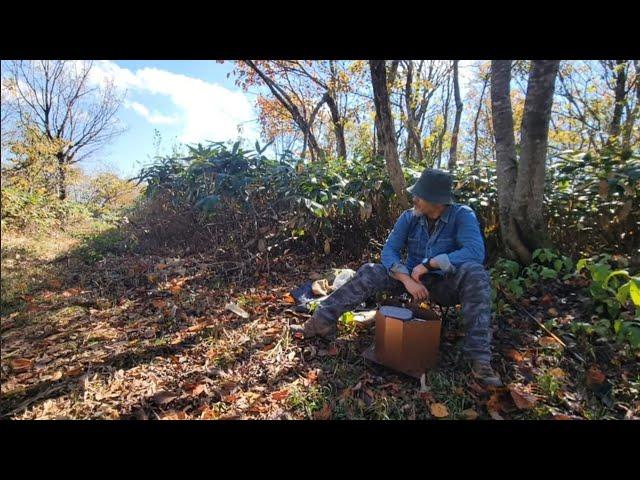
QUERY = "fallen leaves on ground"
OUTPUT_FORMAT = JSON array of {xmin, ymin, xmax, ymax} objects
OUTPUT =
[
  {"xmin": 430, "ymin": 403, "xmax": 449, "ymax": 418},
  {"xmin": 504, "ymin": 349, "xmax": 524, "ymax": 362},
  {"xmin": 10, "ymin": 358, "xmax": 33, "ymax": 373},
  {"xmin": 486, "ymin": 393, "xmax": 505, "ymax": 420},
  {"xmin": 2, "ymin": 235, "xmax": 638, "ymax": 422},
  {"xmin": 461, "ymin": 409, "xmax": 478, "ymax": 420},
  {"xmin": 549, "ymin": 368, "xmax": 565, "ymax": 379},
  {"xmin": 313, "ymin": 404, "xmax": 331, "ymax": 420},
  {"xmin": 539, "ymin": 336, "xmax": 559, "ymax": 347},
  {"xmin": 586, "ymin": 366, "xmax": 606, "ymax": 387},
  {"xmin": 153, "ymin": 391, "xmax": 177, "ymax": 406},
  {"xmin": 509, "ymin": 386, "xmax": 537, "ymax": 410},
  {"xmin": 271, "ymin": 389, "xmax": 289, "ymax": 402}
]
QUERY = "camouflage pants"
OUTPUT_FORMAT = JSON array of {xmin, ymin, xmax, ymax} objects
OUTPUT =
[{"xmin": 311, "ymin": 262, "xmax": 493, "ymax": 362}]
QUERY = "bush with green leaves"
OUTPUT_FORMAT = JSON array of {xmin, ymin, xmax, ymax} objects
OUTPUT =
[
  {"xmin": 449, "ymin": 147, "xmax": 639, "ymax": 261},
  {"xmin": 490, "ymin": 248, "xmax": 575, "ymax": 315},
  {"xmin": 450, "ymin": 163, "xmax": 500, "ymax": 252},
  {"xmin": 0, "ymin": 186, "xmax": 89, "ymax": 233},
  {"xmin": 574, "ymin": 254, "xmax": 640, "ymax": 349},
  {"xmin": 132, "ymin": 139, "xmax": 638, "ymax": 269},
  {"xmin": 133, "ymin": 141, "xmax": 397, "ymax": 258},
  {"xmin": 546, "ymin": 147, "xmax": 639, "ymax": 257}
]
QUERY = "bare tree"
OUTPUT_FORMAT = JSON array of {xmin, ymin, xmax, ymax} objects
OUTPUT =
[
  {"xmin": 369, "ymin": 60, "xmax": 409, "ymax": 208},
  {"xmin": 448, "ymin": 60, "xmax": 464, "ymax": 171},
  {"xmin": 473, "ymin": 71, "xmax": 490, "ymax": 166},
  {"xmin": 554, "ymin": 60, "xmax": 638, "ymax": 152},
  {"xmin": 397, "ymin": 61, "xmax": 450, "ymax": 165},
  {"xmin": 437, "ymin": 74, "xmax": 452, "ymax": 168},
  {"xmin": 1, "ymin": 78, "xmax": 19, "ymax": 154},
  {"xmin": 4, "ymin": 60, "xmax": 125, "ymax": 200},
  {"xmin": 243, "ymin": 60, "xmax": 324, "ymax": 162}
]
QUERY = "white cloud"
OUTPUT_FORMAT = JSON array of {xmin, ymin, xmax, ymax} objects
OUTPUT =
[
  {"xmin": 90, "ymin": 61, "xmax": 258, "ymax": 144},
  {"xmin": 125, "ymin": 100, "xmax": 178, "ymax": 125}
]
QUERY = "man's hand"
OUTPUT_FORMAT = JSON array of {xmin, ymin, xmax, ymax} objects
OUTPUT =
[
  {"xmin": 411, "ymin": 263, "xmax": 428, "ymax": 283},
  {"xmin": 402, "ymin": 278, "xmax": 429, "ymax": 302}
]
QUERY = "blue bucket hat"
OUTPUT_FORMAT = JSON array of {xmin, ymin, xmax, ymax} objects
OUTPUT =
[{"xmin": 407, "ymin": 168, "xmax": 454, "ymax": 205}]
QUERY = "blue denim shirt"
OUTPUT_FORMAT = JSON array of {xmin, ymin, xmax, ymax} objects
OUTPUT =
[{"xmin": 380, "ymin": 204, "xmax": 485, "ymax": 277}]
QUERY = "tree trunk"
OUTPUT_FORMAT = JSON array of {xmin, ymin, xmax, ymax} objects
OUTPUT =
[
  {"xmin": 56, "ymin": 152, "xmax": 67, "ymax": 201},
  {"xmin": 448, "ymin": 60, "xmax": 463, "ymax": 171},
  {"xmin": 509, "ymin": 60, "xmax": 560, "ymax": 263},
  {"xmin": 608, "ymin": 60, "xmax": 628, "ymax": 142},
  {"xmin": 325, "ymin": 93, "xmax": 347, "ymax": 160},
  {"xmin": 404, "ymin": 61, "xmax": 424, "ymax": 163},
  {"xmin": 622, "ymin": 60, "xmax": 639, "ymax": 151},
  {"xmin": 491, "ymin": 60, "xmax": 521, "ymax": 260},
  {"xmin": 437, "ymin": 76, "xmax": 451, "ymax": 168},
  {"xmin": 372, "ymin": 118, "xmax": 379, "ymax": 157},
  {"xmin": 473, "ymin": 74, "xmax": 489, "ymax": 166},
  {"xmin": 369, "ymin": 60, "xmax": 409, "ymax": 208}
]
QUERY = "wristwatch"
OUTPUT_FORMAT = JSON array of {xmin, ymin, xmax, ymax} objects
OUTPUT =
[{"xmin": 421, "ymin": 258, "xmax": 432, "ymax": 270}]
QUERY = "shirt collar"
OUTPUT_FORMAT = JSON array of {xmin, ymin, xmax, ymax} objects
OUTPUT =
[
  {"xmin": 440, "ymin": 204, "xmax": 453, "ymax": 223},
  {"xmin": 421, "ymin": 204, "xmax": 453, "ymax": 225},
  {"xmin": 420, "ymin": 204, "xmax": 453, "ymax": 226}
]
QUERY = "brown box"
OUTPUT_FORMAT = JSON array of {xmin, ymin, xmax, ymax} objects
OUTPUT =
[{"xmin": 362, "ymin": 305, "xmax": 441, "ymax": 378}]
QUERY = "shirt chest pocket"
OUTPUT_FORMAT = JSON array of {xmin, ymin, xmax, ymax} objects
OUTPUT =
[
  {"xmin": 432, "ymin": 233, "xmax": 456, "ymax": 253},
  {"xmin": 407, "ymin": 231, "xmax": 427, "ymax": 256}
]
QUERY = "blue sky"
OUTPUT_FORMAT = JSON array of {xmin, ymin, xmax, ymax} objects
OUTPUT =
[
  {"xmin": 90, "ymin": 60, "xmax": 476, "ymax": 179},
  {"xmin": 83, "ymin": 60, "xmax": 262, "ymax": 178},
  {"xmin": 3, "ymin": 60, "xmax": 478, "ymax": 180}
]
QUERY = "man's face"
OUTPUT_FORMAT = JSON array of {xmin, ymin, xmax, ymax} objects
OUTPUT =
[{"xmin": 412, "ymin": 196, "xmax": 445, "ymax": 219}]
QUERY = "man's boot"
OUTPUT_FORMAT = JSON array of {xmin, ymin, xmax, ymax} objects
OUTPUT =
[
  {"xmin": 471, "ymin": 360, "xmax": 504, "ymax": 388},
  {"xmin": 289, "ymin": 316, "xmax": 336, "ymax": 339}
]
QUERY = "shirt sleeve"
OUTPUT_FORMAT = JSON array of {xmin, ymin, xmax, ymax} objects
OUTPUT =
[
  {"xmin": 433, "ymin": 207, "xmax": 485, "ymax": 273},
  {"xmin": 381, "ymin": 210, "xmax": 412, "ymax": 277}
]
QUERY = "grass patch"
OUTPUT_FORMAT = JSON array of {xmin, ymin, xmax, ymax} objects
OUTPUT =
[{"xmin": 287, "ymin": 384, "xmax": 331, "ymax": 418}]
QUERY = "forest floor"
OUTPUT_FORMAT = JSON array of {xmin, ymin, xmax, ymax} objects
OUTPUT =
[{"xmin": 1, "ymin": 223, "xmax": 638, "ymax": 420}]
